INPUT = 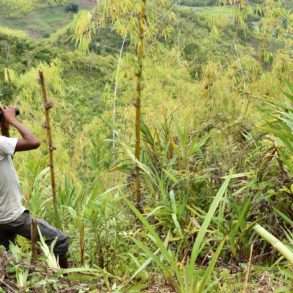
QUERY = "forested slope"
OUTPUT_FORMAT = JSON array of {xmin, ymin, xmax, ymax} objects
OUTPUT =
[{"xmin": 0, "ymin": 0, "xmax": 292, "ymax": 292}]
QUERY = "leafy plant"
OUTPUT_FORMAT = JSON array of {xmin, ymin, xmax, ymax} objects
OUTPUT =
[
  {"xmin": 126, "ymin": 175, "xmax": 237, "ymax": 292},
  {"xmin": 265, "ymin": 84, "xmax": 293, "ymax": 175}
]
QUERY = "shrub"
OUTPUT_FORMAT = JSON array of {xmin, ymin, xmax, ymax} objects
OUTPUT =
[{"xmin": 65, "ymin": 3, "xmax": 79, "ymax": 13}]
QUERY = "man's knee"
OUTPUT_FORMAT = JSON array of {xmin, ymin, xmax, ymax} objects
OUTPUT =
[
  {"xmin": 0, "ymin": 239, "xmax": 10, "ymax": 251},
  {"xmin": 54, "ymin": 234, "xmax": 70, "ymax": 256},
  {"xmin": 35, "ymin": 218, "xmax": 70, "ymax": 256}
]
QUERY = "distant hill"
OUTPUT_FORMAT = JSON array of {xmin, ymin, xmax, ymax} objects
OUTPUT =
[{"xmin": 0, "ymin": 0, "xmax": 96, "ymax": 38}]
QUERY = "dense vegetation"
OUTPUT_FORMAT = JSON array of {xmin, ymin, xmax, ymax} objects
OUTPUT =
[{"xmin": 0, "ymin": 0, "xmax": 292, "ymax": 292}]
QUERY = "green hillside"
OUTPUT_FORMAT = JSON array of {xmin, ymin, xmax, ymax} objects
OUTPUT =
[
  {"xmin": 0, "ymin": 0, "xmax": 292, "ymax": 291},
  {"xmin": 0, "ymin": 0, "xmax": 95, "ymax": 37}
]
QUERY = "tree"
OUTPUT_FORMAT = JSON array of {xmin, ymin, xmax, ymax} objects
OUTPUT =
[{"xmin": 69, "ymin": 0, "xmax": 174, "ymax": 210}]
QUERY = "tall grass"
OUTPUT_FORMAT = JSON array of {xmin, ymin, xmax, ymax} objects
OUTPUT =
[{"xmin": 125, "ymin": 173, "xmax": 242, "ymax": 292}]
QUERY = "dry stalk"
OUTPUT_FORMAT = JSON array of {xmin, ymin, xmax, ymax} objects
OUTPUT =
[
  {"xmin": 80, "ymin": 222, "xmax": 85, "ymax": 266},
  {"xmin": 243, "ymin": 243, "xmax": 254, "ymax": 293},
  {"xmin": 31, "ymin": 218, "xmax": 38, "ymax": 263}
]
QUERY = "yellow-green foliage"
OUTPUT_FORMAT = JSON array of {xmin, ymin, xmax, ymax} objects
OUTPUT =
[
  {"xmin": 0, "ymin": 0, "xmax": 292, "ymax": 290},
  {"xmin": 0, "ymin": 0, "xmax": 38, "ymax": 16},
  {"xmin": 70, "ymin": 0, "xmax": 175, "ymax": 53},
  {"xmin": 70, "ymin": 11, "xmax": 95, "ymax": 53},
  {"xmin": 10, "ymin": 62, "xmax": 72, "ymax": 204},
  {"xmin": 0, "ymin": 0, "xmax": 69, "ymax": 17},
  {"xmin": 100, "ymin": 0, "xmax": 175, "ymax": 40},
  {"xmin": 0, "ymin": 26, "xmax": 28, "ymax": 39},
  {"xmin": 103, "ymin": 46, "xmax": 200, "ymax": 140}
]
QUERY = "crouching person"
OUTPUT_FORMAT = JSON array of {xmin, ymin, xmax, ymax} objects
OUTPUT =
[{"xmin": 0, "ymin": 106, "xmax": 70, "ymax": 268}]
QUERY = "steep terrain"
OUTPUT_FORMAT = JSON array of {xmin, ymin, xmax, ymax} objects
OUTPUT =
[{"xmin": 0, "ymin": 0, "xmax": 292, "ymax": 291}]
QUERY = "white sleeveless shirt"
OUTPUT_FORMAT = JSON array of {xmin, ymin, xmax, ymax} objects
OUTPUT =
[{"xmin": 0, "ymin": 136, "xmax": 25, "ymax": 223}]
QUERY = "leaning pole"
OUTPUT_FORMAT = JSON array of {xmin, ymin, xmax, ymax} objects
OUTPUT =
[{"xmin": 38, "ymin": 71, "xmax": 59, "ymax": 224}]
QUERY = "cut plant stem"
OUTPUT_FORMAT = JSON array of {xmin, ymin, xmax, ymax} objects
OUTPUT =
[
  {"xmin": 242, "ymin": 243, "xmax": 253, "ymax": 293},
  {"xmin": 254, "ymin": 224, "xmax": 293, "ymax": 264},
  {"xmin": 38, "ymin": 70, "xmax": 59, "ymax": 225},
  {"xmin": 80, "ymin": 222, "xmax": 85, "ymax": 266},
  {"xmin": 134, "ymin": 0, "xmax": 146, "ymax": 212}
]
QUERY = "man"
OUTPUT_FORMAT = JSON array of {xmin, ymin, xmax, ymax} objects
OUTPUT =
[{"xmin": 0, "ymin": 106, "xmax": 69, "ymax": 268}]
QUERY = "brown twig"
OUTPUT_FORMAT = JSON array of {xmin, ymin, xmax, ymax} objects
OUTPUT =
[
  {"xmin": 0, "ymin": 279, "xmax": 17, "ymax": 293},
  {"xmin": 243, "ymin": 243, "xmax": 254, "ymax": 293}
]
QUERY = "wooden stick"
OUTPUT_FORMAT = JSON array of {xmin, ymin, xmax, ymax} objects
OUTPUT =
[
  {"xmin": 134, "ymin": 0, "xmax": 147, "ymax": 212},
  {"xmin": 80, "ymin": 222, "xmax": 85, "ymax": 266},
  {"xmin": 31, "ymin": 218, "xmax": 38, "ymax": 263},
  {"xmin": 38, "ymin": 71, "xmax": 59, "ymax": 223}
]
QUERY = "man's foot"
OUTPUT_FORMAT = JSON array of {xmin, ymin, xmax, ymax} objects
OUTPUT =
[{"xmin": 59, "ymin": 255, "xmax": 69, "ymax": 269}]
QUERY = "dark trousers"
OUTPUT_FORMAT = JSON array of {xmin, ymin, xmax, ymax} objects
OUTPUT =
[{"xmin": 0, "ymin": 210, "xmax": 69, "ymax": 258}]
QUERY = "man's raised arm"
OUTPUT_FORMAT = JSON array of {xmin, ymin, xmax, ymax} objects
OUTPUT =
[{"xmin": 1, "ymin": 106, "xmax": 40, "ymax": 152}]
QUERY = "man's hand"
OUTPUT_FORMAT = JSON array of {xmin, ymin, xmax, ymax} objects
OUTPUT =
[
  {"xmin": 0, "ymin": 106, "xmax": 16, "ymax": 136},
  {"xmin": 1, "ymin": 106, "xmax": 40, "ymax": 151},
  {"xmin": 0, "ymin": 114, "xmax": 10, "ymax": 129},
  {"xmin": 45, "ymin": 100, "xmax": 54, "ymax": 110},
  {"xmin": 0, "ymin": 119, "xmax": 10, "ymax": 137},
  {"xmin": 1, "ymin": 106, "xmax": 18, "ymax": 125}
]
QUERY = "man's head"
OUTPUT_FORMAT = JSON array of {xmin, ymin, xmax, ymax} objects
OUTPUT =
[{"xmin": 0, "ymin": 107, "xmax": 20, "ymax": 124}]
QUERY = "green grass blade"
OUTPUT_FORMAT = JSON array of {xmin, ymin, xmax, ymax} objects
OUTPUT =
[
  {"xmin": 126, "ymin": 199, "xmax": 176, "ymax": 267},
  {"xmin": 273, "ymin": 208, "xmax": 293, "ymax": 227},
  {"xmin": 189, "ymin": 176, "xmax": 231, "ymax": 267},
  {"xmin": 198, "ymin": 239, "xmax": 225, "ymax": 292}
]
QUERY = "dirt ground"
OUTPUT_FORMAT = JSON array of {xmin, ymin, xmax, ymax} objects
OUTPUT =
[{"xmin": 80, "ymin": 0, "xmax": 96, "ymax": 6}]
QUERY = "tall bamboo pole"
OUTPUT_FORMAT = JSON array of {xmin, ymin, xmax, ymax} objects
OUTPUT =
[
  {"xmin": 113, "ymin": 36, "xmax": 127, "ymax": 153},
  {"xmin": 38, "ymin": 71, "xmax": 59, "ymax": 223},
  {"xmin": 134, "ymin": 0, "xmax": 146, "ymax": 212}
]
